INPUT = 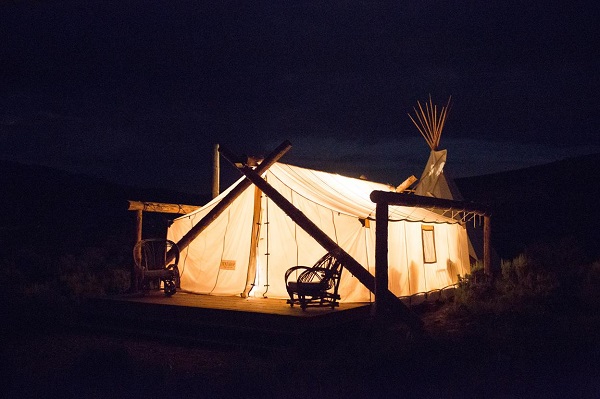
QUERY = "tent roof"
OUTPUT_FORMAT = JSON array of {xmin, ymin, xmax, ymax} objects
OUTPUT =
[{"xmin": 179, "ymin": 162, "xmax": 461, "ymax": 224}]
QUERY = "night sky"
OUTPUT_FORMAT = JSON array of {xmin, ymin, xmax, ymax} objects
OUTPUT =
[{"xmin": 2, "ymin": 1, "xmax": 598, "ymax": 195}]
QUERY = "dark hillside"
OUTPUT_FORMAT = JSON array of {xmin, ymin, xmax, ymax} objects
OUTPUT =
[
  {"xmin": 456, "ymin": 153, "xmax": 600, "ymax": 260},
  {"xmin": 0, "ymin": 160, "xmax": 209, "ymax": 280}
]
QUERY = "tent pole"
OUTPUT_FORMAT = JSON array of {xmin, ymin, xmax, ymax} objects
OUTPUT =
[
  {"xmin": 242, "ymin": 185, "xmax": 262, "ymax": 298},
  {"xmin": 166, "ymin": 140, "xmax": 292, "ymax": 263},
  {"xmin": 212, "ymin": 143, "xmax": 220, "ymax": 199}
]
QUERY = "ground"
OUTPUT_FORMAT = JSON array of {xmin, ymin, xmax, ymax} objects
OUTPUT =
[{"xmin": 3, "ymin": 297, "xmax": 600, "ymax": 398}]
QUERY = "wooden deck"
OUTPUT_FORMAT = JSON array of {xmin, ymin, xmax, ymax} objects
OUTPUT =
[
  {"xmin": 110, "ymin": 291, "xmax": 369, "ymax": 315},
  {"xmin": 81, "ymin": 291, "xmax": 373, "ymax": 347}
]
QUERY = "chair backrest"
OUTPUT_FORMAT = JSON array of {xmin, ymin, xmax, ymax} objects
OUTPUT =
[
  {"xmin": 133, "ymin": 239, "xmax": 179, "ymax": 271},
  {"xmin": 298, "ymin": 252, "xmax": 344, "ymax": 290}
]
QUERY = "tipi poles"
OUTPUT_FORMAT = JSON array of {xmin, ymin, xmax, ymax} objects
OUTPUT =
[{"xmin": 408, "ymin": 95, "xmax": 451, "ymax": 151}]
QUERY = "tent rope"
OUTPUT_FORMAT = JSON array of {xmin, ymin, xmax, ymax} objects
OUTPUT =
[{"xmin": 262, "ymin": 181, "xmax": 271, "ymax": 297}]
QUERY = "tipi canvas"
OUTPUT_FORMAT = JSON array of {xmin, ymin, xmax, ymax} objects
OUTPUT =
[{"xmin": 415, "ymin": 149, "xmax": 464, "ymax": 200}]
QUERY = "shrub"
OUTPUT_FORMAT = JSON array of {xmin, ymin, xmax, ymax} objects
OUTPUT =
[
  {"xmin": 59, "ymin": 270, "xmax": 103, "ymax": 298},
  {"xmin": 455, "ymin": 269, "xmax": 492, "ymax": 306},
  {"xmin": 2, "ymin": 241, "xmax": 132, "ymax": 300},
  {"xmin": 523, "ymin": 238, "xmax": 586, "ymax": 296},
  {"xmin": 57, "ymin": 267, "xmax": 131, "ymax": 299},
  {"xmin": 498, "ymin": 253, "xmax": 558, "ymax": 301},
  {"xmin": 102, "ymin": 268, "xmax": 131, "ymax": 295},
  {"xmin": 50, "ymin": 243, "xmax": 131, "ymax": 298},
  {"xmin": 453, "ymin": 249, "xmax": 562, "ymax": 316}
]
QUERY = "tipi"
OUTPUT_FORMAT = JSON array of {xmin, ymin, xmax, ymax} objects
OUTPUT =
[
  {"xmin": 167, "ymin": 160, "xmax": 471, "ymax": 302},
  {"xmin": 410, "ymin": 96, "xmax": 463, "ymax": 200},
  {"xmin": 409, "ymin": 96, "xmax": 482, "ymax": 262}
]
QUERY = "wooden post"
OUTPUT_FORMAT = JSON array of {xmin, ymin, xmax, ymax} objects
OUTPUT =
[
  {"xmin": 166, "ymin": 140, "xmax": 292, "ymax": 263},
  {"xmin": 132, "ymin": 209, "xmax": 143, "ymax": 291},
  {"xmin": 370, "ymin": 191, "xmax": 489, "ymax": 215},
  {"xmin": 212, "ymin": 143, "xmax": 220, "ymax": 199},
  {"xmin": 484, "ymin": 215, "xmax": 492, "ymax": 276},
  {"xmin": 135, "ymin": 209, "xmax": 143, "ymax": 244},
  {"xmin": 242, "ymin": 186, "xmax": 262, "ymax": 298},
  {"xmin": 374, "ymin": 202, "xmax": 389, "ymax": 316},
  {"xmin": 222, "ymin": 153, "xmax": 423, "ymax": 332}
]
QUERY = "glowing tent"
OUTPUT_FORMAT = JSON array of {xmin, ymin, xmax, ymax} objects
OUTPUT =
[{"xmin": 167, "ymin": 162, "xmax": 470, "ymax": 302}]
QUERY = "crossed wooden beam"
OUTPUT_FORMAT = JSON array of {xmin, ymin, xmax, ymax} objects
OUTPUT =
[{"xmin": 167, "ymin": 140, "xmax": 423, "ymax": 332}]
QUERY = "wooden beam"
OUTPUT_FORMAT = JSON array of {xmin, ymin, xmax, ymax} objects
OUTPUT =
[
  {"xmin": 395, "ymin": 175, "xmax": 417, "ymax": 192},
  {"xmin": 222, "ymin": 151, "xmax": 423, "ymax": 332},
  {"xmin": 166, "ymin": 140, "xmax": 292, "ymax": 263},
  {"xmin": 128, "ymin": 201, "xmax": 200, "ymax": 215},
  {"xmin": 370, "ymin": 190, "xmax": 490, "ymax": 216}
]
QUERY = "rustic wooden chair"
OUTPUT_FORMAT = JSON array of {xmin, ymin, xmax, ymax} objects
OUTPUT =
[
  {"xmin": 284, "ymin": 253, "xmax": 344, "ymax": 310},
  {"xmin": 133, "ymin": 238, "xmax": 180, "ymax": 296}
]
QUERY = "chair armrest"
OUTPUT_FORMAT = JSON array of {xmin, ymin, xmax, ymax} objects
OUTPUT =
[
  {"xmin": 165, "ymin": 263, "xmax": 178, "ymax": 271},
  {"xmin": 285, "ymin": 266, "xmax": 311, "ymax": 282}
]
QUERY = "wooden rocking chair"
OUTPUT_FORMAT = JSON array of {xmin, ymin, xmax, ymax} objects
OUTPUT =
[
  {"xmin": 285, "ymin": 253, "xmax": 344, "ymax": 310},
  {"xmin": 133, "ymin": 238, "xmax": 180, "ymax": 296}
]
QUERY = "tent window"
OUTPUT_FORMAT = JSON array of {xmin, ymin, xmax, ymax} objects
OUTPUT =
[{"xmin": 422, "ymin": 225, "xmax": 437, "ymax": 264}]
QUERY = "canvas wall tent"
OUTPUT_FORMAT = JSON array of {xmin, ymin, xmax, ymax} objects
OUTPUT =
[{"xmin": 167, "ymin": 162, "xmax": 471, "ymax": 302}]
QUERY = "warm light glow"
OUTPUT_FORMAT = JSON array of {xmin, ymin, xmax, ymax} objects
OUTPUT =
[{"xmin": 168, "ymin": 162, "xmax": 470, "ymax": 301}]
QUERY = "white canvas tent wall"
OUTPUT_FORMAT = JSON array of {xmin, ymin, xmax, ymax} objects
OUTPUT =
[{"xmin": 167, "ymin": 163, "xmax": 470, "ymax": 302}]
